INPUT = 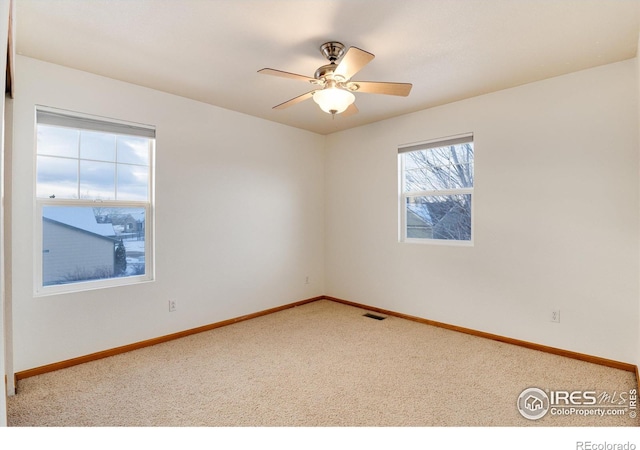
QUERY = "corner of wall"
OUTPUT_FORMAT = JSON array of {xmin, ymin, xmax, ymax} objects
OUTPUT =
[{"xmin": 637, "ymin": 32, "xmax": 640, "ymax": 368}]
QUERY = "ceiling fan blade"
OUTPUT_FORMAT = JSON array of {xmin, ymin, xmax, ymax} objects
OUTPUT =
[
  {"xmin": 258, "ymin": 68, "xmax": 316, "ymax": 83},
  {"xmin": 342, "ymin": 103, "xmax": 359, "ymax": 117},
  {"xmin": 272, "ymin": 90, "xmax": 316, "ymax": 110},
  {"xmin": 334, "ymin": 47, "xmax": 374, "ymax": 80},
  {"xmin": 352, "ymin": 81, "xmax": 412, "ymax": 96}
]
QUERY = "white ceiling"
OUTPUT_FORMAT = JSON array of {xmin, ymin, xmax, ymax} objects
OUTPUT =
[{"xmin": 14, "ymin": 0, "xmax": 640, "ymax": 135}]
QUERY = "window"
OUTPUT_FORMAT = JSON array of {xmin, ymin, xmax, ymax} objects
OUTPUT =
[
  {"xmin": 399, "ymin": 134, "xmax": 474, "ymax": 244},
  {"xmin": 35, "ymin": 107, "xmax": 155, "ymax": 294}
]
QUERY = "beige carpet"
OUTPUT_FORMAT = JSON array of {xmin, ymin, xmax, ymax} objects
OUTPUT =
[{"xmin": 7, "ymin": 300, "xmax": 638, "ymax": 426}]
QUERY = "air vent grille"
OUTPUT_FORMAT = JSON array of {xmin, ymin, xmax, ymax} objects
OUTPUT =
[{"xmin": 363, "ymin": 313, "xmax": 386, "ymax": 320}]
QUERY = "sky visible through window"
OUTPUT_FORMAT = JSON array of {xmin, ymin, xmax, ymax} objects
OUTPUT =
[{"xmin": 37, "ymin": 125, "xmax": 150, "ymax": 201}]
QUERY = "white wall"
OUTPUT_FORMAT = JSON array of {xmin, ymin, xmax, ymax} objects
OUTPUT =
[
  {"xmin": 325, "ymin": 59, "xmax": 639, "ymax": 364},
  {"xmin": 11, "ymin": 56, "xmax": 326, "ymax": 372}
]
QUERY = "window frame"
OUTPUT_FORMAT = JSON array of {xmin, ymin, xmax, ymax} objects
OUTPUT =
[
  {"xmin": 398, "ymin": 133, "xmax": 474, "ymax": 246},
  {"xmin": 34, "ymin": 106, "xmax": 156, "ymax": 296}
]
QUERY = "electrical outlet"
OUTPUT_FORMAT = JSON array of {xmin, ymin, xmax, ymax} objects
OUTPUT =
[
  {"xmin": 550, "ymin": 310, "xmax": 560, "ymax": 323},
  {"xmin": 169, "ymin": 300, "xmax": 177, "ymax": 312},
  {"xmin": 305, "ymin": 276, "xmax": 310, "ymax": 285}
]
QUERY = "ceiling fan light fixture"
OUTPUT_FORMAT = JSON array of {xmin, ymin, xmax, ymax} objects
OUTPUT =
[{"xmin": 313, "ymin": 87, "xmax": 355, "ymax": 114}]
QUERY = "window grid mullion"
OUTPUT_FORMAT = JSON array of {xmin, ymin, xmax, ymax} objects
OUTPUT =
[
  {"xmin": 76, "ymin": 131, "xmax": 81, "ymax": 199},
  {"xmin": 405, "ymin": 188, "xmax": 473, "ymax": 198},
  {"xmin": 114, "ymin": 137, "xmax": 119, "ymax": 201}
]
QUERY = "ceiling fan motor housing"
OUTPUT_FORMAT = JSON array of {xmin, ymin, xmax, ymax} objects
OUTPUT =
[{"xmin": 319, "ymin": 41, "xmax": 345, "ymax": 62}]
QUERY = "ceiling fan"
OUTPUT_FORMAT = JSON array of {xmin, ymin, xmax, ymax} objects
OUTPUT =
[{"xmin": 258, "ymin": 41, "xmax": 412, "ymax": 116}]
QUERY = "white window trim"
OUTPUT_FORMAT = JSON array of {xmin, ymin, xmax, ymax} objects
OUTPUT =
[
  {"xmin": 33, "ymin": 107, "xmax": 156, "ymax": 296},
  {"xmin": 398, "ymin": 133, "xmax": 474, "ymax": 246}
]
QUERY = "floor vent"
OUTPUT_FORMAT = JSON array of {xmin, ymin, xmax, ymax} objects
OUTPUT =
[{"xmin": 363, "ymin": 313, "xmax": 386, "ymax": 320}]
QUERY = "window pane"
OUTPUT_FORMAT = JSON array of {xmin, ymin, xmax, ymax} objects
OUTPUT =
[
  {"xmin": 80, "ymin": 131, "xmax": 116, "ymax": 162},
  {"xmin": 80, "ymin": 160, "xmax": 115, "ymax": 200},
  {"xmin": 36, "ymin": 155, "xmax": 78, "ymax": 199},
  {"xmin": 37, "ymin": 125, "xmax": 79, "ymax": 158},
  {"xmin": 451, "ymin": 162, "xmax": 473, "ymax": 189},
  {"xmin": 427, "ymin": 166, "xmax": 451, "ymax": 190},
  {"xmin": 406, "ymin": 194, "xmax": 472, "ymax": 241},
  {"xmin": 117, "ymin": 136, "xmax": 150, "ymax": 166},
  {"xmin": 404, "ymin": 167, "xmax": 427, "ymax": 192},
  {"xmin": 117, "ymin": 164, "xmax": 149, "ymax": 201},
  {"xmin": 42, "ymin": 206, "xmax": 146, "ymax": 286},
  {"xmin": 403, "ymin": 142, "xmax": 474, "ymax": 192},
  {"xmin": 450, "ymin": 143, "xmax": 474, "ymax": 188}
]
